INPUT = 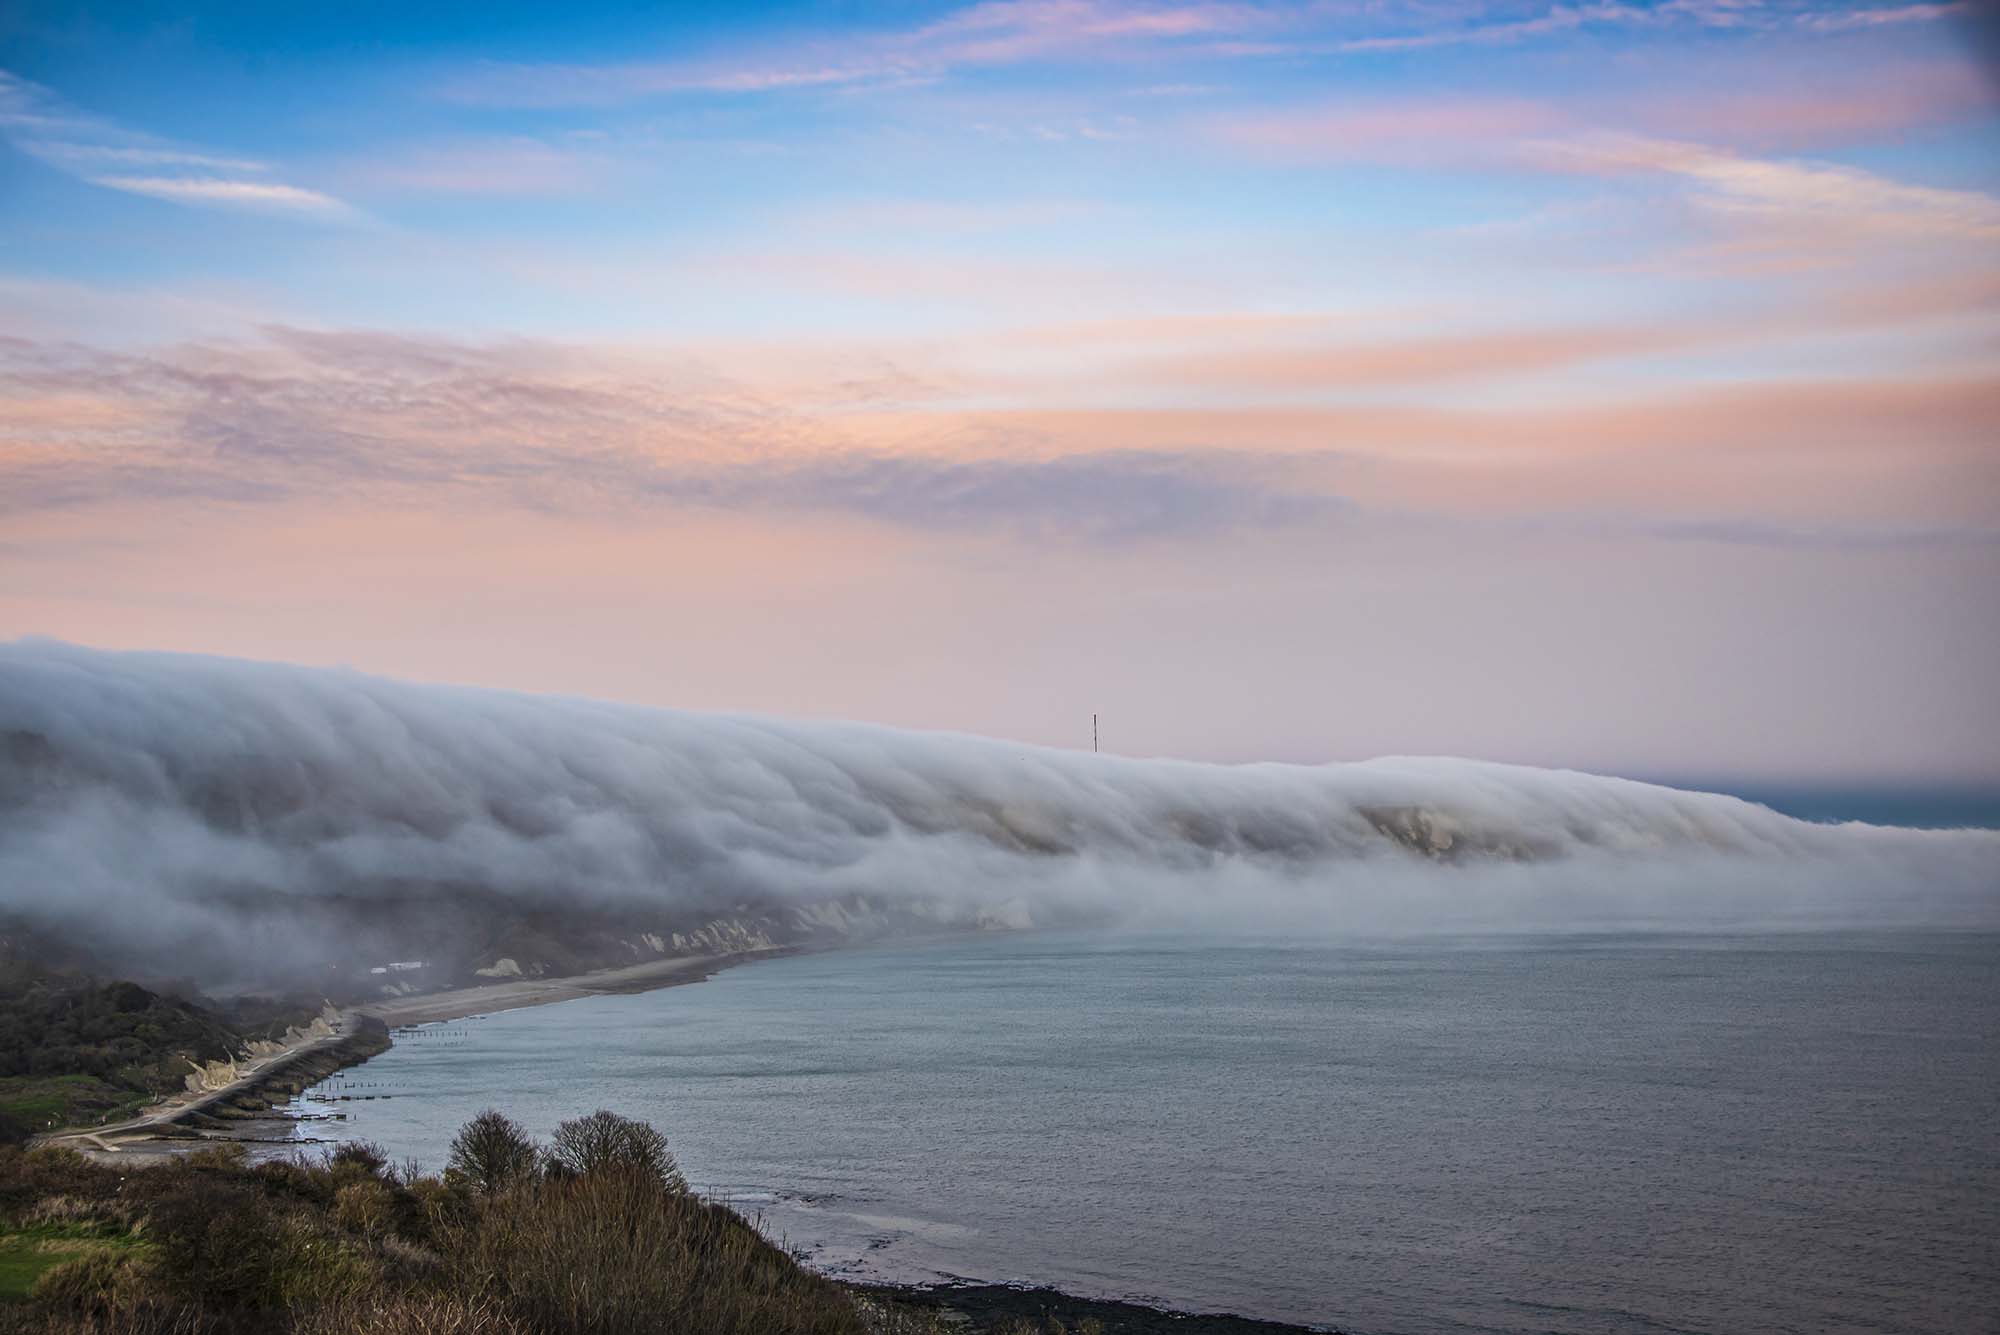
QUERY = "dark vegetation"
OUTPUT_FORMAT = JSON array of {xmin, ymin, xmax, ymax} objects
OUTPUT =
[
  {"xmin": 0, "ymin": 1111, "xmax": 871, "ymax": 1334},
  {"xmin": 0, "ymin": 1110, "xmax": 1181, "ymax": 1335},
  {"xmin": 0, "ymin": 961, "xmax": 319, "ymax": 1143}
]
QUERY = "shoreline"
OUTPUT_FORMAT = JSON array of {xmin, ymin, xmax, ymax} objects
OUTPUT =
[
  {"xmin": 353, "ymin": 945, "xmax": 800, "ymax": 1028},
  {"xmin": 31, "ymin": 939, "xmax": 1335, "ymax": 1332},
  {"xmin": 35, "ymin": 947, "xmax": 799, "ymax": 1157},
  {"xmin": 347, "ymin": 944, "xmax": 1335, "ymax": 1332},
  {"xmin": 32, "ymin": 1016, "xmax": 391, "ymax": 1157}
]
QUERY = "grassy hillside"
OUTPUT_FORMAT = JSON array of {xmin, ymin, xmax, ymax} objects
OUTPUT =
[
  {"xmin": 0, "ymin": 980, "xmax": 237, "ymax": 1141},
  {"xmin": 0, "ymin": 971, "xmax": 322, "ymax": 1143}
]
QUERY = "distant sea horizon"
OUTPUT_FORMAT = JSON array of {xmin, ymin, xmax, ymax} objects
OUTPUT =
[{"xmin": 1645, "ymin": 777, "xmax": 2000, "ymax": 830}]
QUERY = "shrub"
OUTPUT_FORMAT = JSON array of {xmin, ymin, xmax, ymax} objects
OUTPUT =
[
  {"xmin": 544, "ymin": 1110, "xmax": 686, "ymax": 1191},
  {"xmin": 333, "ymin": 1179, "xmax": 396, "ymax": 1237},
  {"xmin": 402, "ymin": 1175, "xmax": 472, "ymax": 1244},
  {"xmin": 328, "ymin": 1141, "xmax": 389, "ymax": 1179},
  {"xmin": 3, "ymin": 1299, "xmax": 245, "ymax": 1335},
  {"xmin": 141, "ymin": 1175, "xmax": 292, "ymax": 1306},
  {"xmin": 0, "ymin": 1107, "xmax": 32, "ymax": 1145},
  {"xmin": 0, "ymin": 1105, "xmax": 884, "ymax": 1335},
  {"xmin": 445, "ymin": 1111, "xmax": 538, "ymax": 1195},
  {"xmin": 29, "ymin": 1249, "xmax": 146, "ymax": 1307},
  {"xmin": 23, "ymin": 1192, "xmax": 139, "ymax": 1235},
  {"xmin": 289, "ymin": 1293, "xmax": 530, "ymax": 1335},
  {"xmin": 269, "ymin": 1213, "xmax": 383, "ymax": 1309},
  {"xmin": 251, "ymin": 1153, "xmax": 340, "ymax": 1207},
  {"xmin": 181, "ymin": 1143, "xmax": 248, "ymax": 1173},
  {"xmin": 459, "ymin": 1166, "xmax": 865, "ymax": 1335}
]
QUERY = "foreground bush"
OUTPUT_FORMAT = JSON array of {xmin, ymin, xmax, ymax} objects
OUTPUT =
[
  {"xmin": 444, "ymin": 1112, "xmax": 536, "ymax": 1196},
  {"xmin": 543, "ymin": 1110, "xmax": 686, "ymax": 1192},
  {"xmin": 0, "ymin": 1116, "xmax": 1141, "ymax": 1335},
  {"xmin": 0, "ymin": 1112, "xmax": 871, "ymax": 1335},
  {"xmin": 463, "ymin": 1167, "xmax": 853, "ymax": 1334}
]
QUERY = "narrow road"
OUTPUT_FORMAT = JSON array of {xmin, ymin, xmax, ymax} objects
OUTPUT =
[{"xmin": 32, "ymin": 1011, "xmax": 358, "ymax": 1153}]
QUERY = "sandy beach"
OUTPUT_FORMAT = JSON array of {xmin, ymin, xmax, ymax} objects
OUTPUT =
[
  {"xmin": 354, "ymin": 947, "xmax": 796, "ymax": 1027},
  {"xmin": 32, "ymin": 948, "xmax": 797, "ymax": 1158}
]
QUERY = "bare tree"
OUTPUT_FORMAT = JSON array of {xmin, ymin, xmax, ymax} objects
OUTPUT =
[
  {"xmin": 546, "ymin": 1110, "xmax": 686, "ymax": 1191},
  {"xmin": 447, "ymin": 1109, "xmax": 539, "ymax": 1194}
]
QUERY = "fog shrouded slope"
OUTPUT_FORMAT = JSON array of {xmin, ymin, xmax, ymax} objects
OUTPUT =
[{"xmin": 2, "ymin": 640, "xmax": 1995, "ymax": 993}]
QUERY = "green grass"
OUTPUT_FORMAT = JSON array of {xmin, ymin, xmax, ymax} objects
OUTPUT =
[
  {"xmin": 0, "ymin": 975, "xmax": 271, "ymax": 1146},
  {"xmin": 0, "ymin": 1229, "xmax": 132, "ymax": 1302},
  {"xmin": 0, "ymin": 1235, "xmax": 64, "ymax": 1302},
  {"xmin": 0, "ymin": 1075, "xmax": 150, "ymax": 1135}
]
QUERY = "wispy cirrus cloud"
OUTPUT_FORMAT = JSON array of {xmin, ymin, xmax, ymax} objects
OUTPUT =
[
  {"xmin": 1534, "ymin": 132, "xmax": 2000, "ymax": 243},
  {"xmin": 1220, "ymin": 57, "xmax": 1995, "ymax": 164},
  {"xmin": 439, "ymin": 0, "xmax": 1268, "ymax": 106},
  {"xmin": 434, "ymin": 1, "xmax": 1981, "ymax": 106},
  {"xmin": 1080, "ymin": 269, "xmax": 2000, "ymax": 396},
  {"xmin": 82, "ymin": 177, "xmax": 355, "ymax": 215},
  {"xmin": 14, "ymin": 142, "xmax": 268, "ymax": 173},
  {"xmin": 1333, "ymin": 2, "xmax": 1635, "ymax": 54},
  {"xmin": 1800, "ymin": 2, "xmax": 1969, "ymax": 31},
  {"xmin": 0, "ymin": 70, "xmax": 358, "ymax": 221},
  {"xmin": 1334, "ymin": 0, "xmax": 1969, "ymax": 52},
  {"xmin": 1222, "ymin": 77, "xmax": 2000, "ymax": 272}
]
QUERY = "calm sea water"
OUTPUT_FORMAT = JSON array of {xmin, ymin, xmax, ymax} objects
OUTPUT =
[{"xmin": 286, "ymin": 930, "xmax": 2000, "ymax": 1334}]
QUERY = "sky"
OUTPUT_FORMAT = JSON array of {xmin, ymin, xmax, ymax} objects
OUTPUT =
[{"xmin": 1, "ymin": 1, "xmax": 1996, "ymax": 784}]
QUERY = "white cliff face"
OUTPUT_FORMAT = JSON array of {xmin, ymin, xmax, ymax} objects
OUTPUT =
[
  {"xmin": 668, "ymin": 919, "xmax": 778, "ymax": 954},
  {"xmin": 1, "ymin": 640, "xmax": 1995, "ymax": 990},
  {"xmin": 179, "ymin": 1007, "xmax": 340, "ymax": 1095},
  {"xmin": 184, "ymin": 1058, "xmax": 242, "ymax": 1095}
]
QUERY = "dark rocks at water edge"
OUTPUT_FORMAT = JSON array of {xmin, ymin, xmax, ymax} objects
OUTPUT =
[{"xmin": 855, "ymin": 1283, "xmax": 1334, "ymax": 1333}]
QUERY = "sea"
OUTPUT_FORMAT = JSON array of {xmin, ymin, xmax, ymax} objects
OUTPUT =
[{"xmin": 281, "ymin": 926, "xmax": 2000, "ymax": 1335}]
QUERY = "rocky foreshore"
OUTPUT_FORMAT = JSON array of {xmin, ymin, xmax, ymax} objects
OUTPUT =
[{"xmin": 857, "ymin": 1283, "xmax": 1334, "ymax": 1333}]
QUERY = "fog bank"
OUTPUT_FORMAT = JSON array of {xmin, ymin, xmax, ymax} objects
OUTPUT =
[{"xmin": 1, "ymin": 640, "xmax": 1994, "ymax": 991}]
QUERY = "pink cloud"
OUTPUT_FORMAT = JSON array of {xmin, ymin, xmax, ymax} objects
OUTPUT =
[
  {"xmin": 1216, "ymin": 57, "xmax": 1994, "ymax": 168},
  {"xmin": 1657, "ymin": 64, "xmax": 1997, "ymax": 148},
  {"xmin": 5, "ymin": 314, "xmax": 1993, "ymax": 537},
  {"xmin": 990, "ymin": 268, "xmax": 2000, "ymax": 395},
  {"xmin": 1533, "ymin": 132, "xmax": 2000, "ymax": 243}
]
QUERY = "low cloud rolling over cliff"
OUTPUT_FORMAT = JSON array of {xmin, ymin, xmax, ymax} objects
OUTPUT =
[{"xmin": 3, "ymin": 641, "xmax": 1993, "ymax": 990}]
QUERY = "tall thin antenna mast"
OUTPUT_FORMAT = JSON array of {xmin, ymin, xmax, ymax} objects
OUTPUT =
[{"xmin": 1093, "ymin": 713, "xmax": 1098, "ymax": 753}]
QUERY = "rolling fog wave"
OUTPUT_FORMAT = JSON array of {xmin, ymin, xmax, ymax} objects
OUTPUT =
[{"xmin": 1, "ymin": 640, "xmax": 1995, "ymax": 986}]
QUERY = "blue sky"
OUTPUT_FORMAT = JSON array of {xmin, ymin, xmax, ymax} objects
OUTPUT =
[{"xmin": 1, "ymin": 1, "xmax": 1996, "ymax": 779}]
